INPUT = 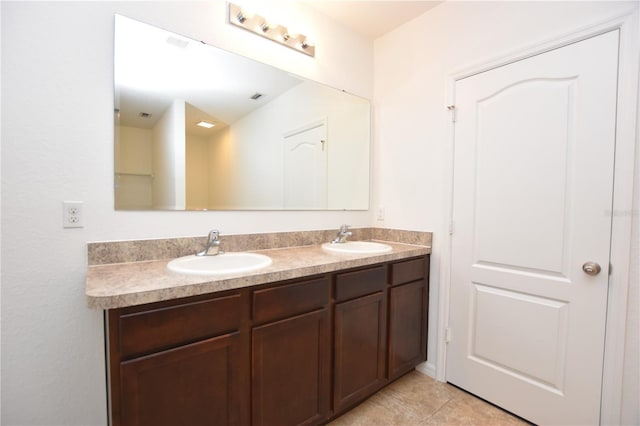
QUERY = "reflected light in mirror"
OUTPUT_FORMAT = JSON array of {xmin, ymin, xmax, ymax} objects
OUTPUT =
[{"xmin": 196, "ymin": 121, "xmax": 216, "ymax": 129}]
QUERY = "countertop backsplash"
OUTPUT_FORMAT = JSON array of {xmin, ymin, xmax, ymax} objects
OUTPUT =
[{"xmin": 87, "ymin": 228, "xmax": 432, "ymax": 266}]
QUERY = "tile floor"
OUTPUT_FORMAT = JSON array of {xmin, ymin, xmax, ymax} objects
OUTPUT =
[{"xmin": 328, "ymin": 371, "xmax": 530, "ymax": 425}]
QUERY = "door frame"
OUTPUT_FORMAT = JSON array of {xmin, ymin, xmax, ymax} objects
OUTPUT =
[{"xmin": 436, "ymin": 7, "xmax": 639, "ymax": 425}]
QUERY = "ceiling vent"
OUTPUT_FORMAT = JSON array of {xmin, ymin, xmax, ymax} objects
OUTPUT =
[
  {"xmin": 250, "ymin": 93, "xmax": 264, "ymax": 100},
  {"xmin": 139, "ymin": 112, "xmax": 152, "ymax": 119}
]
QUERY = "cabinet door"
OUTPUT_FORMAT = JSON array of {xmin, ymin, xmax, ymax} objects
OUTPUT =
[
  {"xmin": 333, "ymin": 291, "xmax": 386, "ymax": 413},
  {"xmin": 388, "ymin": 280, "xmax": 428, "ymax": 379},
  {"xmin": 119, "ymin": 332, "xmax": 242, "ymax": 426},
  {"xmin": 252, "ymin": 309, "xmax": 330, "ymax": 426}
]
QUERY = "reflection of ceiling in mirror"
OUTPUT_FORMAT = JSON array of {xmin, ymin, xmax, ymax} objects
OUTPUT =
[{"xmin": 114, "ymin": 15, "xmax": 304, "ymax": 130}]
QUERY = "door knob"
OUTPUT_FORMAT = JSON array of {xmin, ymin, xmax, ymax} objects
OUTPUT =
[{"xmin": 582, "ymin": 262, "xmax": 601, "ymax": 276}]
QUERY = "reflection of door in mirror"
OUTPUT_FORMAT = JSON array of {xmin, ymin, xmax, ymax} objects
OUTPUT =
[{"xmin": 283, "ymin": 121, "xmax": 328, "ymax": 209}]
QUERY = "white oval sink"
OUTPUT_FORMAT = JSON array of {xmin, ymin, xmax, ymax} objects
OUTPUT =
[
  {"xmin": 167, "ymin": 252, "xmax": 272, "ymax": 276},
  {"xmin": 321, "ymin": 241, "xmax": 392, "ymax": 254}
]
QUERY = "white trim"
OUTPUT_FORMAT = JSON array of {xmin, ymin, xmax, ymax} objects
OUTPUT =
[
  {"xmin": 282, "ymin": 117, "xmax": 327, "ymax": 139},
  {"xmin": 448, "ymin": 8, "xmax": 637, "ymax": 82},
  {"xmin": 415, "ymin": 361, "xmax": 437, "ymax": 378},
  {"xmin": 600, "ymin": 8, "xmax": 639, "ymax": 426},
  {"xmin": 436, "ymin": 77, "xmax": 457, "ymax": 382},
  {"xmin": 438, "ymin": 6, "xmax": 639, "ymax": 425}
]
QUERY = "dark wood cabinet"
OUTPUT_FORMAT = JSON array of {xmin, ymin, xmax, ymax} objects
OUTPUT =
[
  {"xmin": 106, "ymin": 255, "xmax": 429, "ymax": 426},
  {"xmin": 388, "ymin": 257, "xmax": 430, "ymax": 380},
  {"xmin": 108, "ymin": 290, "xmax": 250, "ymax": 426},
  {"xmin": 332, "ymin": 265, "xmax": 388, "ymax": 414},
  {"xmin": 251, "ymin": 276, "xmax": 331, "ymax": 426},
  {"xmin": 252, "ymin": 309, "xmax": 331, "ymax": 426},
  {"xmin": 120, "ymin": 333, "xmax": 242, "ymax": 426},
  {"xmin": 334, "ymin": 291, "xmax": 386, "ymax": 413}
]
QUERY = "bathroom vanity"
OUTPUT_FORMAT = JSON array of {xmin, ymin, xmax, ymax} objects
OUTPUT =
[{"xmin": 87, "ymin": 230, "xmax": 431, "ymax": 426}]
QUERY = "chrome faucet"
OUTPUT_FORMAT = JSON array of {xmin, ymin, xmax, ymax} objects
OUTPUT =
[
  {"xmin": 331, "ymin": 224, "xmax": 352, "ymax": 244},
  {"xmin": 196, "ymin": 230, "xmax": 223, "ymax": 256}
]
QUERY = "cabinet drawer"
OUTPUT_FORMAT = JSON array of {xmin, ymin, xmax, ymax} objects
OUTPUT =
[
  {"xmin": 391, "ymin": 257, "xmax": 426, "ymax": 286},
  {"xmin": 117, "ymin": 293, "xmax": 242, "ymax": 359},
  {"xmin": 335, "ymin": 266, "xmax": 387, "ymax": 302},
  {"xmin": 253, "ymin": 276, "xmax": 330, "ymax": 324}
]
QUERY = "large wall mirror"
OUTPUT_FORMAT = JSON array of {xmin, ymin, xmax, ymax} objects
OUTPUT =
[{"xmin": 114, "ymin": 15, "xmax": 371, "ymax": 211}]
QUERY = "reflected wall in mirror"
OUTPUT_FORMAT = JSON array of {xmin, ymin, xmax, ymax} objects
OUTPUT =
[{"xmin": 114, "ymin": 15, "xmax": 371, "ymax": 211}]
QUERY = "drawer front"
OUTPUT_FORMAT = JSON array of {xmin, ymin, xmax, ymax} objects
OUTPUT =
[
  {"xmin": 253, "ymin": 277, "xmax": 330, "ymax": 324},
  {"xmin": 334, "ymin": 265, "xmax": 387, "ymax": 302},
  {"xmin": 118, "ymin": 293, "xmax": 242, "ymax": 359},
  {"xmin": 391, "ymin": 257, "xmax": 426, "ymax": 286}
]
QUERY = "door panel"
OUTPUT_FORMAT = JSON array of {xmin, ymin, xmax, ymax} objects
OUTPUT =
[
  {"xmin": 447, "ymin": 30, "xmax": 619, "ymax": 425},
  {"xmin": 471, "ymin": 284, "xmax": 569, "ymax": 390},
  {"xmin": 474, "ymin": 78, "xmax": 575, "ymax": 274}
]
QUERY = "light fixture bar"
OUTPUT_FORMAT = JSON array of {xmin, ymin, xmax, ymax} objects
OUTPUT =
[{"xmin": 228, "ymin": 3, "xmax": 315, "ymax": 57}]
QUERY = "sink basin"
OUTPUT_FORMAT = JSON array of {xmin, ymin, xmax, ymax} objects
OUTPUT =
[
  {"xmin": 167, "ymin": 252, "xmax": 272, "ymax": 276},
  {"xmin": 321, "ymin": 241, "xmax": 392, "ymax": 254}
]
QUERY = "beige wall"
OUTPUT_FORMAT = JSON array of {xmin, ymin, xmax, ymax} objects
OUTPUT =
[
  {"xmin": 115, "ymin": 125, "xmax": 153, "ymax": 209},
  {"xmin": 186, "ymin": 133, "xmax": 210, "ymax": 210}
]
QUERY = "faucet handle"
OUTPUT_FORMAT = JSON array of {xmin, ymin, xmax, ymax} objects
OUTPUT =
[
  {"xmin": 207, "ymin": 229, "xmax": 220, "ymax": 242},
  {"xmin": 331, "ymin": 224, "xmax": 352, "ymax": 244},
  {"xmin": 197, "ymin": 230, "xmax": 222, "ymax": 256}
]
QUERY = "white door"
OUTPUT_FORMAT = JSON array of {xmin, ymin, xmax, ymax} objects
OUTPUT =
[
  {"xmin": 447, "ymin": 31, "xmax": 619, "ymax": 425},
  {"xmin": 283, "ymin": 122, "xmax": 328, "ymax": 209}
]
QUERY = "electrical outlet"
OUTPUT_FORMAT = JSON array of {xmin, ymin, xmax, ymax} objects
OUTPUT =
[
  {"xmin": 376, "ymin": 206, "xmax": 385, "ymax": 221},
  {"xmin": 63, "ymin": 201, "xmax": 84, "ymax": 228}
]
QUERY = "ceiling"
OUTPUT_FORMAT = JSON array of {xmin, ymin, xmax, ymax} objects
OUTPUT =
[{"xmin": 302, "ymin": 1, "xmax": 443, "ymax": 39}]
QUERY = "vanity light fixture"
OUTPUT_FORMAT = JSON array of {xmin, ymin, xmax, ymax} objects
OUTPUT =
[
  {"xmin": 196, "ymin": 121, "xmax": 215, "ymax": 129},
  {"xmin": 227, "ymin": 3, "xmax": 315, "ymax": 57}
]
